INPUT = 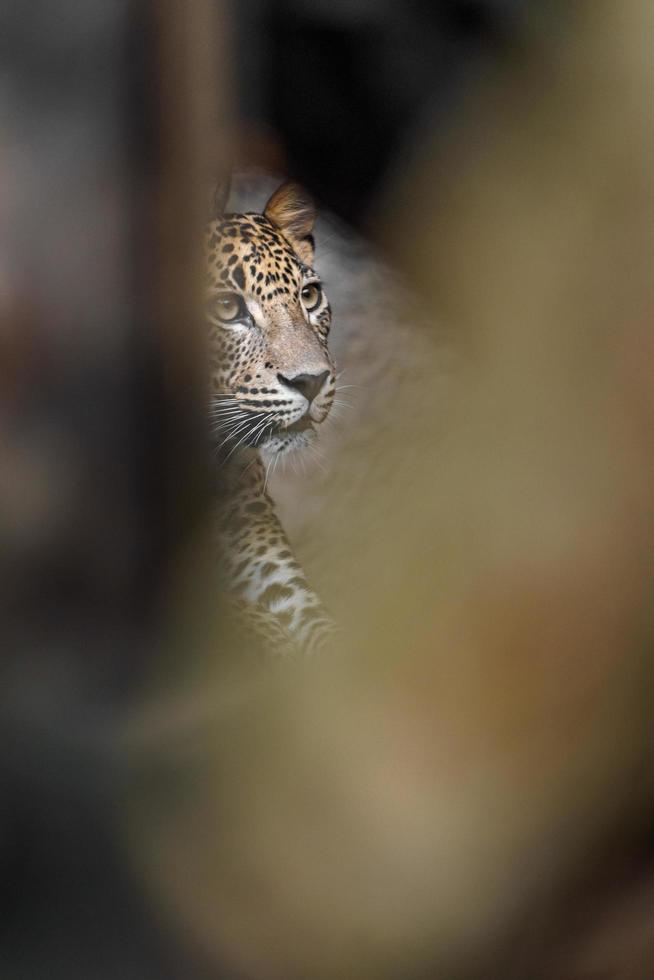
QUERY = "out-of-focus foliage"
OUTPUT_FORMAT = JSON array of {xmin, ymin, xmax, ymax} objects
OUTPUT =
[
  {"xmin": 4, "ymin": 1, "xmax": 654, "ymax": 978},
  {"xmin": 128, "ymin": 3, "xmax": 654, "ymax": 979}
]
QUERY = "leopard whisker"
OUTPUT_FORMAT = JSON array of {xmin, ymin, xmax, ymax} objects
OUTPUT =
[
  {"xmin": 328, "ymin": 409, "xmax": 349, "ymax": 425},
  {"xmin": 209, "ymin": 403, "xmax": 242, "ymax": 418},
  {"xmin": 215, "ymin": 409, "xmax": 267, "ymax": 433},
  {"xmin": 209, "ymin": 399, "xmax": 240, "ymax": 409},
  {"xmin": 239, "ymin": 453, "xmax": 260, "ymax": 481},
  {"xmin": 323, "ymin": 413, "xmax": 341, "ymax": 434},
  {"xmin": 262, "ymin": 443, "xmax": 281, "ymax": 494},
  {"xmin": 306, "ymin": 443, "xmax": 328, "ymax": 475},
  {"xmin": 210, "ymin": 410, "xmax": 248, "ymax": 427},
  {"xmin": 246, "ymin": 415, "xmax": 276, "ymax": 449},
  {"xmin": 271, "ymin": 449, "xmax": 282, "ymax": 486},
  {"xmin": 209, "ymin": 398, "xmax": 240, "ymax": 410},
  {"xmin": 209, "ymin": 408, "xmax": 244, "ymax": 423},
  {"xmin": 225, "ymin": 413, "xmax": 275, "ymax": 461},
  {"xmin": 215, "ymin": 411, "xmax": 269, "ymax": 451}
]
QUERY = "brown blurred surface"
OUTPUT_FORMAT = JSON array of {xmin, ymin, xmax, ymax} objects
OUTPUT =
[
  {"xmin": 4, "ymin": 2, "xmax": 654, "ymax": 979},
  {"xmin": 129, "ymin": 4, "xmax": 654, "ymax": 979},
  {"xmin": 0, "ymin": 1, "xmax": 220, "ymax": 977}
]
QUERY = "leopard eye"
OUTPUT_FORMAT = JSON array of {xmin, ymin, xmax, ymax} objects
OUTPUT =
[
  {"xmin": 301, "ymin": 283, "xmax": 322, "ymax": 313},
  {"xmin": 209, "ymin": 292, "xmax": 245, "ymax": 324}
]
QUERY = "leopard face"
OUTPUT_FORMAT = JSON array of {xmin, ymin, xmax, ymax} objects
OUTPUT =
[{"xmin": 206, "ymin": 182, "xmax": 335, "ymax": 459}]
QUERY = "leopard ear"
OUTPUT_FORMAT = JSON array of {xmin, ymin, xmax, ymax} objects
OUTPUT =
[{"xmin": 264, "ymin": 181, "xmax": 316, "ymax": 263}]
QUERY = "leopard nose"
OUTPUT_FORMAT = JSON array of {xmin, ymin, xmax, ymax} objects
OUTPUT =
[{"xmin": 278, "ymin": 370, "xmax": 329, "ymax": 405}]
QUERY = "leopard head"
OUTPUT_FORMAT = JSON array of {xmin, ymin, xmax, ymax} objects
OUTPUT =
[{"xmin": 206, "ymin": 182, "xmax": 335, "ymax": 459}]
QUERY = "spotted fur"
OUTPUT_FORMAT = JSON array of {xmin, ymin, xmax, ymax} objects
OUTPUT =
[{"xmin": 207, "ymin": 182, "xmax": 337, "ymax": 654}]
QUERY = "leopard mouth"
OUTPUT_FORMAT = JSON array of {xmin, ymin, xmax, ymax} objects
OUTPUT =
[
  {"xmin": 284, "ymin": 416, "xmax": 314, "ymax": 434},
  {"xmin": 247, "ymin": 414, "xmax": 314, "ymax": 449},
  {"xmin": 266, "ymin": 415, "xmax": 315, "ymax": 438}
]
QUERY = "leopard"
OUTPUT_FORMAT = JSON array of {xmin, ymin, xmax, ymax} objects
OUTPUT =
[{"xmin": 206, "ymin": 180, "xmax": 337, "ymax": 654}]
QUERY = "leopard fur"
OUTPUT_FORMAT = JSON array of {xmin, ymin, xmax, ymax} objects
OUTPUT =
[{"xmin": 206, "ymin": 182, "xmax": 337, "ymax": 654}]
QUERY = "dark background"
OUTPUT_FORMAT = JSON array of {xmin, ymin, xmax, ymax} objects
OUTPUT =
[{"xmin": 229, "ymin": 0, "xmax": 546, "ymax": 223}]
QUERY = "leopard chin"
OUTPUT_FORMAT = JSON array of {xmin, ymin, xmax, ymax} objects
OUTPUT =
[{"xmin": 260, "ymin": 425, "xmax": 317, "ymax": 458}]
